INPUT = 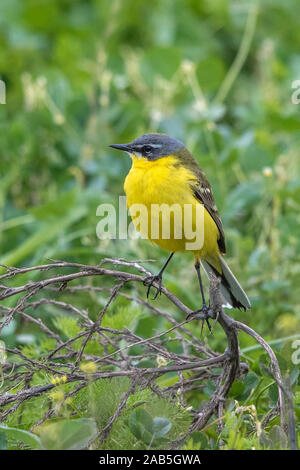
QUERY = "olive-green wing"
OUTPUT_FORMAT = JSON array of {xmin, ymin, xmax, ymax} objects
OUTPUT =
[
  {"xmin": 191, "ymin": 172, "xmax": 226, "ymax": 254},
  {"xmin": 174, "ymin": 147, "xmax": 226, "ymax": 253}
]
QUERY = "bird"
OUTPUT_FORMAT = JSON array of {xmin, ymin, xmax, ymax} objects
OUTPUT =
[{"xmin": 110, "ymin": 133, "xmax": 250, "ymax": 322}]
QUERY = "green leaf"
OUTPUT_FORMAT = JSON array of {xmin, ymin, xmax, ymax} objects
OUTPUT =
[
  {"xmin": 259, "ymin": 431, "xmax": 273, "ymax": 449},
  {"xmin": 0, "ymin": 432, "xmax": 8, "ymax": 450},
  {"xmin": 152, "ymin": 417, "xmax": 172, "ymax": 438},
  {"xmin": 128, "ymin": 408, "xmax": 154, "ymax": 444},
  {"xmin": 268, "ymin": 383, "xmax": 279, "ymax": 404},
  {"xmin": 37, "ymin": 418, "xmax": 97, "ymax": 450},
  {"xmin": 229, "ymin": 381, "xmax": 245, "ymax": 398},
  {"xmin": 128, "ymin": 408, "xmax": 172, "ymax": 445},
  {"xmin": 269, "ymin": 425, "xmax": 288, "ymax": 449},
  {"xmin": 290, "ymin": 367, "xmax": 299, "ymax": 386},
  {"xmin": 0, "ymin": 425, "xmax": 42, "ymax": 450},
  {"xmin": 0, "ymin": 206, "xmax": 86, "ymax": 269},
  {"xmin": 240, "ymin": 373, "xmax": 260, "ymax": 399}
]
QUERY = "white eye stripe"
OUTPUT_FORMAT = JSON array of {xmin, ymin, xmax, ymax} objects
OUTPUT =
[{"xmin": 133, "ymin": 144, "xmax": 162, "ymax": 150}]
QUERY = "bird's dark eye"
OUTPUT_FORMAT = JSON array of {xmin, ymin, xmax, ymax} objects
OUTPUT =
[{"xmin": 142, "ymin": 145, "xmax": 152, "ymax": 154}]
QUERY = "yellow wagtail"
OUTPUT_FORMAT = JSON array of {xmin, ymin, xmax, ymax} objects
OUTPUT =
[{"xmin": 110, "ymin": 133, "xmax": 250, "ymax": 320}]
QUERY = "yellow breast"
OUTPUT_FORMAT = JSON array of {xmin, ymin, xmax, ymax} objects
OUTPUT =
[{"xmin": 124, "ymin": 155, "xmax": 219, "ymax": 257}]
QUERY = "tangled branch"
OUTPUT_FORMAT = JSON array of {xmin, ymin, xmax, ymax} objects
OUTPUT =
[{"xmin": 0, "ymin": 258, "xmax": 288, "ymax": 448}]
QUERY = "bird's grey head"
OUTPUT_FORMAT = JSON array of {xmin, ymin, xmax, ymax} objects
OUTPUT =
[{"xmin": 109, "ymin": 133, "xmax": 185, "ymax": 160}]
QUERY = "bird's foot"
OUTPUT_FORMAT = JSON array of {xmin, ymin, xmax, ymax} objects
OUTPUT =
[
  {"xmin": 143, "ymin": 273, "xmax": 163, "ymax": 300},
  {"xmin": 186, "ymin": 304, "xmax": 215, "ymax": 334}
]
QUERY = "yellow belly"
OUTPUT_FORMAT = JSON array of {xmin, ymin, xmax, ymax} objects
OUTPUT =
[{"xmin": 124, "ymin": 155, "xmax": 220, "ymax": 262}]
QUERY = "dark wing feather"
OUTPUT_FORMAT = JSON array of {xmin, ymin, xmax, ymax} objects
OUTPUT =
[
  {"xmin": 191, "ymin": 172, "xmax": 226, "ymax": 254},
  {"xmin": 174, "ymin": 147, "xmax": 226, "ymax": 253}
]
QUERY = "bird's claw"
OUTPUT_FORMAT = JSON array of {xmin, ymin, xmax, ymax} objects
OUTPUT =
[
  {"xmin": 143, "ymin": 274, "xmax": 163, "ymax": 300},
  {"xmin": 186, "ymin": 305, "xmax": 214, "ymax": 334}
]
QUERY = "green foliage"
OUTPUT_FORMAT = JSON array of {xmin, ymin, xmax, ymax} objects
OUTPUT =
[
  {"xmin": 54, "ymin": 316, "xmax": 80, "ymax": 339},
  {"xmin": 36, "ymin": 418, "xmax": 97, "ymax": 450},
  {"xmin": 69, "ymin": 377, "xmax": 191, "ymax": 450},
  {"xmin": 102, "ymin": 305, "xmax": 142, "ymax": 331},
  {"xmin": 0, "ymin": 432, "xmax": 8, "ymax": 450},
  {"xmin": 216, "ymin": 408, "xmax": 288, "ymax": 450},
  {"xmin": 0, "ymin": 424, "xmax": 42, "ymax": 450},
  {"xmin": 128, "ymin": 408, "xmax": 172, "ymax": 446}
]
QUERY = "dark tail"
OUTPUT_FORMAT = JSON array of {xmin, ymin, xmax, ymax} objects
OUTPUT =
[{"xmin": 201, "ymin": 256, "xmax": 251, "ymax": 310}]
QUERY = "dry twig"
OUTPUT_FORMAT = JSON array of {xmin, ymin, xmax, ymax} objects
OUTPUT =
[{"xmin": 0, "ymin": 258, "xmax": 289, "ymax": 448}]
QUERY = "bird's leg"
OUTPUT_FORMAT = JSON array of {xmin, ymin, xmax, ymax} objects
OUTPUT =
[
  {"xmin": 186, "ymin": 260, "xmax": 214, "ymax": 332},
  {"xmin": 143, "ymin": 252, "xmax": 175, "ymax": 300}
]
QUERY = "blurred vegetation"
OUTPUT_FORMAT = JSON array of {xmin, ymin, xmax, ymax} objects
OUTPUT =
[{"xmin": 0, "ymin": 0, "xmax": 300, "ymax": 450}]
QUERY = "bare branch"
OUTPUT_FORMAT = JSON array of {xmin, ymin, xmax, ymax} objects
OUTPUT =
[{"xmin": 0, "ymin": 258, "xmax": 289, "ymax": 448}]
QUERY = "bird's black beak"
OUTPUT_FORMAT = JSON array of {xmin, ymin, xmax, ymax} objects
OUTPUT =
[{"xmin": 109, "ymin": 143, "xmax": 131, "ymax": 152}]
